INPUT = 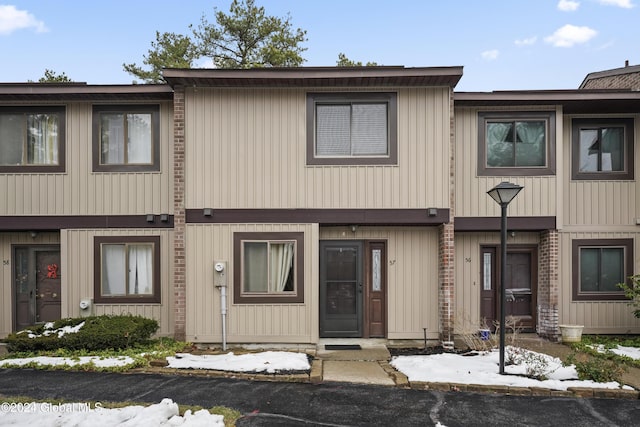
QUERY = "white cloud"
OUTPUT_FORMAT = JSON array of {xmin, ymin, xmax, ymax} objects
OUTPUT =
[
  {"xmin": 558, "ymin": 0, "xmax": 580, "ymax": 11},
  {"xmin": 0, "ymin": 5, "xmax": 47, "ymax": 35},
  {"xmin": 515, "ymin": 36, "xmax": 538, "ymax": 46},
  {"xmin": 544, "ymin": 24, "xmax": 597, "ymax": 47},
  {"xmin": 481, "ymin": 50, "xmax": 499, "ymax": 60},
  {"xmin": 597, "ymin": 0, "xmax": 634, "ymax": 8}
]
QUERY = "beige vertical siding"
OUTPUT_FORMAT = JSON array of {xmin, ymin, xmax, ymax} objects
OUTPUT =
[
  {"xmin": 0, "ymin": 232, "xmax": 60, "ymax": 338},
  {"xmin": 0, "ymin": 102, "xmax": 173, "ymax": 216},
  {"xmin": 184, "ymin": 87, "xmax": 452, "ymax": 209},
  {"xmin": 320, "ymin": 226, "xmax": 440, "ymax": 340},
  {"xmin": 454, "ymin": 232, "xmax": 540, "ymax": 332},
  {"xmin": 61, "ymin": 229, "xmax": 174, "ymax": 336},
  {"xmin": 454, "ymin": 107, "xmax": 560, "ymax": 218},
  {"xmin": 185, "ymin": 224, "xmax": 441, "ymax": 343},
  {"xmin": 185, "ymin": 223, "xmax": 318, "ymax": 343},
  {"xmin": 558, "ymin": 231, "xmax": 640, "ymax": 333},
  {"xmin": 562, "ymin": 115, "xmax": 639, "ymax": 228}
]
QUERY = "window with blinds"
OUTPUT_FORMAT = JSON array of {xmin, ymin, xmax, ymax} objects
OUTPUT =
[{"xmin": 307, "ymin": 93, "xmax": 397, "ymax": 165}]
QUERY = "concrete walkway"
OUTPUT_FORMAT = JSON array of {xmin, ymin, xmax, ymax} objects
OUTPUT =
[
  {"xmin": 307, "ymin": 337, "xmax": 640, "ymax": 400},
  {"xmin": 315, "ymin": 344, "xmax": 396, "ymax": 386}
]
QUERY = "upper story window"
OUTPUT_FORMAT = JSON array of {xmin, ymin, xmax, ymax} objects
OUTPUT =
[
  {"xmin": 307, "ymin": 93, "xmax": 397, "ymax": 165},
  {"xmin": 478, "ymin": 112, "xmax": 555, "ymax": 176},
  {"xmin": 92, "ymin": 105, "xmax": 160, "ymax": 172},
  {"xmin": 234, "ymin": 232, "xmax": 304, "ymax": 304},
  {"xmin": 94, "ymin": 236, "xmax": 161, "ymax": 304},
  {"xmin": 572, "ymin": 239, "xmax": 632, "ymax": 301},
  {"xmin": 0, "ymin": 106, "xmax": 65, "ymax": 173},
  {"xmin": 572, "ymin": 118, "xmax": 634, "ymax": 180}
]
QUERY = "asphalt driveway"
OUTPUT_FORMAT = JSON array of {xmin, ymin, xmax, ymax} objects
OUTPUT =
[{"xmin": 1, "ymin": 369, "xmax": 638, "ymax": 426}]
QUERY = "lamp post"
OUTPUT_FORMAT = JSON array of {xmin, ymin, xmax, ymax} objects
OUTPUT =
[{"xmin": 487, "ymin": 181, "xmax": 523, "ymax": 375}]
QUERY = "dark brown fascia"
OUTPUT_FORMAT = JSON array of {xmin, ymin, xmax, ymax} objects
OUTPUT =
[
  {"xmin": 162, "ymin": 66, "xmax": 464, "ymax": 88},
  {"xmin": 0, "ymin": 84, "xmax": 173, "ymax": 102},
  {"xmin": 454, "ymin": 90, "xmax": 640, "ymax": 114},
  {"xmin": 455, "ymin": 216, "xmax": 556, "ymax": 232},
  {"xmin": 0, "ymin": 215, "xmax": 174, "ymax": 230},
  {"xmin": 186, "ymin": 208, "xmax": 450, "ymax": 226}
]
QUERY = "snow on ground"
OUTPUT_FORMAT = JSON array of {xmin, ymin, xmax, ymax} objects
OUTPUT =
[
  {"xmin": 0, "ymin": 345, "xmax": 636, "ymax": 425},
  {"xmin": 0, "ymin": 398, "xmax": 224, "ymax": 426},
  {"xmin": 166, "ymin": 351, "xmax": 311, "ymax": 373},
  {"xmin": 0, "ymin": 355, "xmax": 137, "ymax": 369},
  {"xmin": 590, "ymin": 344, "xmax": 640, "ymax": 360},
  {"xmin": 390, "ymin": 347, "xmax": 631, "ymax": 391}
]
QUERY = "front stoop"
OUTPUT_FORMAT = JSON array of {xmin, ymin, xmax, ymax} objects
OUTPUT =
[{"xmin": 310, "ymin": 359, "xmax": 323, "ymax": 384}]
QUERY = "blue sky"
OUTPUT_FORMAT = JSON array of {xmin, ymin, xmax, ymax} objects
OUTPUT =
[{"xmin": 0, "ymin": 0, "xmax": 638, "ymax": 91}]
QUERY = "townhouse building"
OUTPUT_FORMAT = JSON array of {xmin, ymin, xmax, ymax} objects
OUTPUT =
[{"xmin": 1, "ymin": 64, "xmax": 639, "ymax": 345}]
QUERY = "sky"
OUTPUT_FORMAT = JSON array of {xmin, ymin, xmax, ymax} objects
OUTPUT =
[{"xmin": 0, "ymin": 0, "xmax": 638, "ymax": 91}]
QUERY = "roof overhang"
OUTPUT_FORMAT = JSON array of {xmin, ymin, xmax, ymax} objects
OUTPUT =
[
  {"xmin": 455, "ymin": 90, "xmax": 640, "ymax": 114},
  {"xmin": 162, "ymin": 66, "xmax": 464, "ymax": 88},
  {"xmin": 0, "ymin": 83, "xmax": 174, "ymax": 102}
]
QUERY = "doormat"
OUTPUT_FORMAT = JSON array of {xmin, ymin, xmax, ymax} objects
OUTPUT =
[{"xmin": 325, "ymin": 344, "xmax": 361, "ymax": 350}]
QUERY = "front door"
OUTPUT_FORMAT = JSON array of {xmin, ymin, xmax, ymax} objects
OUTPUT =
[
  {"xmin": 14, "ymin": 246, "xmax": 62, "ymax": 331},
  {"xmin": 319, "ymin": 240, "xmax": 387, "ymax": 338},
  {"xmin": 480, "ymin": 246, "xmax": 537, "ymax": 332}
]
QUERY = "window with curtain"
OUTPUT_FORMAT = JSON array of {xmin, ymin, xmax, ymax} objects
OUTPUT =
[
  {"xmin": 234, "ymin": 232, "xmax": 304, "ymax": 303},
  {"xmin": 92, "ymin": 105, "xmax": 160, "ymax": 172},
  {"xmin": 572, "ymin": 239, "xmax": 632, "ymax": 301},
  {"xmin": 0, "ymin": 107, "xmax": 65, "ymax": 172},
  {"xmin": 572, "ymin": 118, "xmax": 634, "ymax": 180},
  {"xmin": 307, "ymin": 93, "xmax": 397, "ymax": 165},
  {"xmin": 478, "ymin": 112, "xmax": 555, "ymax": 176},
  {"xmin": 94, "ymin": 236, "xmax": 160, "ymax": 303},
  {"xmin": 243, "ymin": 241, "xmax": 295, "ymax": 294}
]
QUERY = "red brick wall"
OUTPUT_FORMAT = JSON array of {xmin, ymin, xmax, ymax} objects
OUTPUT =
[
  {"xmin": 173, "ymin": 86, "xmax": 186, "ymax": 341},
  {"xmin": 537, "ymin": 229, "xmax": 559, "ymax": 340},
  {"xmin": 439, "ymin": 223, "xmax": 455, "ymax": 341}
]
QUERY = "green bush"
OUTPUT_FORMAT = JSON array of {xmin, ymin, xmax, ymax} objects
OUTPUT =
[
  {"xmin": 3, "ymin": 315, "xmax": 159, "ymax": 352},
  {"xmin": 618, "ymin": 274, "xmax": 640, "ymax": 318},
  {"xmin": 565, "ymin": 353, "xmax": 626, "ymax": 384}
]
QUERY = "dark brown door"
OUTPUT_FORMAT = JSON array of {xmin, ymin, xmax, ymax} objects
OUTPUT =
[
  {"xmin": 480, "ymin": 246, "xmax": 537, "ymax": 332},
  {"xmin": 365, "ymin": 241, "xmax": 386, "ymax": 338},
  {"xmin": 14, "ymin": 246, "xmax": 61, "ymax": 330}
]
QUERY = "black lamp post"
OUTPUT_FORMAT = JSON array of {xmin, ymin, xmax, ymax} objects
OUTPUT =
[{"xmin": 487, "ymin": 181, "xmax": 523, "ymax": 375}]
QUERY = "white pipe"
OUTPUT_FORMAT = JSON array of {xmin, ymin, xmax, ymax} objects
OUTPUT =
[{"xmin": 219, "ymin": 285, "xmax": 227, "ymax": 351}]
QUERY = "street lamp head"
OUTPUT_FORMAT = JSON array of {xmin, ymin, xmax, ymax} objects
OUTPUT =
[{"xmin": 487, "ymin": 181, "xmax": 523, "ymax": 206}]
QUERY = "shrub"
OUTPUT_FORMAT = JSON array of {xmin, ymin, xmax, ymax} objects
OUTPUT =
[
  {"xmin": 506, "ymin": 346, "xmax": 555, "ymax": 380},
  {"xmin": 618, "ymin": 274, "xmax": 640, "ymax": 318},
  {"xmin": 4, "ymin": 315, "xmax": 159, "ymax": 353},
  {"xmin": 564, "ymin": 353, "xmax": 626, "ymax": 384}
]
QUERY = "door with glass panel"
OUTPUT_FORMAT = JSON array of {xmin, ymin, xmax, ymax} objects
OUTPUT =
[
  {"xmin": 320, "ymin": 240, "xmax": 387, "ymax": 338},
  {"xmin": 480, "ymin": 246, "xmax": 537, "ymax": 332},
  {"xmin": 13, "ymin": 246, "xmax": 61, "ymax": 331},
  {"xmin": 320, "ymin": 241, "xmax": 363, "ymax": 337}
]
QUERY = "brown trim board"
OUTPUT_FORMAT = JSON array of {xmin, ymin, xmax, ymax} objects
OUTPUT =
[
  {"xmin": 187, "ymin": 209, "xmax": 450, "ymax": 225},
  {"xmin": 0, "ymin": 215, "xmax": 174, "ymax": 230},
  {"xmin": 455, "ymin": 216, "xmax": 556, "ymax": 232}
]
